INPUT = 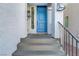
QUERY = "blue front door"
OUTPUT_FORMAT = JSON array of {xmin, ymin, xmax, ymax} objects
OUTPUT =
[{"xmin": 37, "ymin": 6, "xmax": 47, "ymax": 32}]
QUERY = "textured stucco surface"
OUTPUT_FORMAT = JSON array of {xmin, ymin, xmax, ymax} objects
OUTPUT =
[{"xmin": 0, "ymin": 3, "xmax": 27, "ymax": 55}]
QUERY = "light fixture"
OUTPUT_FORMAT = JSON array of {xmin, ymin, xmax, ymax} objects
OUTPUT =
[{"xmin": 57, "ymin": 3, "xmax": 65, "ymax": 11}]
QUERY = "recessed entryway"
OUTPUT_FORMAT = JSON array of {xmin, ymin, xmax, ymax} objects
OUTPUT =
[{"xmin": 27, "ymin": 3, "xmax": 55, "ymax": 37}]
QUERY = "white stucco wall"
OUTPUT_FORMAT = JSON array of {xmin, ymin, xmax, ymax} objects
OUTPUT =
[
  {"xmin": 64, "ymin": 3, "xmax": 79, "ymax": 41},
  {"xmin": 0, "ymin": 3, "xmax": 27, "ymax": 55},
  {"xmin": 47, "ymin": 5, "xmax": 53, "ymax": 34},
  {"xmin": 54, "ymin": 3, "xmax": 64, "ymax": 38},
  {"xmin": 51, "ymin": 4, "xmax": 55, "ymax": 37}
]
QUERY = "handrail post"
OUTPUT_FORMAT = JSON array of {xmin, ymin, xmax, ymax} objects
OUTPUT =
[
  {"xmin": 72, "ymin": 37, "xmax": 73, "ymax": 56},
  {"xmin": 76, "ymin": 41, "xmax": 78, "ymax": 56},
  {"xmin": 64, "ymin": 30, "xmax": 65, "ymax": 51},
  {"xmin": 66, "ymin": 31, "xmax": 67, "ymax": 55},
  {"xmin": 68, "ymin": 34, "xmax": 70, "ymax": 56}
]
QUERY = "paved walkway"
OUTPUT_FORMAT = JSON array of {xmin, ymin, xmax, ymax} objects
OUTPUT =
[{"xmin": 12, "ymin": 34, "xmax": 66, "ymax": 56}]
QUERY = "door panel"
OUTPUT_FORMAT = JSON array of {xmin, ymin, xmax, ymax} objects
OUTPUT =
[{"xmin": 37, "ymin": 6, "xmax": 47, "ymax": 32}]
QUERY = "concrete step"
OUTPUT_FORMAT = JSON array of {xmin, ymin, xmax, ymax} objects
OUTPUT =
[
  {"xmin": 21, "ymin": 38, "xmax": 58, "ymax": 44},
  {"xmin": 17, "ymin": 42, "xmax": 60, "ymax": 51},
  {"xmin": 12, "ymin": 50, "xmax": 66, "ymax": 56},
  {"xmin": 27, "ymin": 34, "xmax": 52, "ymax": 38}
]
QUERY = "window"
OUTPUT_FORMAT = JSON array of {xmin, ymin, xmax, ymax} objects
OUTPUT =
[
  {"xmin": 31, "ymin": 7, "xmax": 34, "ymax": 29},
  {"xmin": 64, "ymin": 16, "xmax": 69, "ymax": 28}
]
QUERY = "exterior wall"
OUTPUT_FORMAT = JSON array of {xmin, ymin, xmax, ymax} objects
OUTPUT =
[
  {"xmin": 0, "ymin": 3, "xmax": 27, "ymax": 55},
  {"xmin": 64, "ymin": 3, "xmax": 79, "ymax": 40},
  {"xmin": 47, "ymin": 3, "xmax": 54, "ymax": 36},
  {"xmin": 50, "ymin": 4, "xmax": 55, "ymax": 37},
  {"xmin": 54, "ymin": 3, "xmax": 64, "ymax": 38},
  {"xmin": 47, "ymin": 7, "xmax": 52, "ymax": 34},
  {"xmin": 20, "ymin": 4, "xmax": 27, "ymax": 38}
]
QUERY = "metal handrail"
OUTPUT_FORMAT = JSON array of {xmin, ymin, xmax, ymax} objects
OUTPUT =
[{"xmin": 58, "ymin": 21, "xmax": 79, "ymax": 56}]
